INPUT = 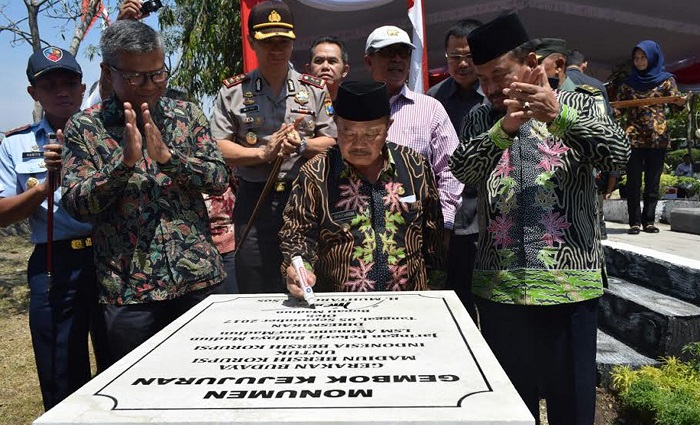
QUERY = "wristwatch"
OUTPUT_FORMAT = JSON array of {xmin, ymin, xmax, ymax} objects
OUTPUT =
[{"xmin": 298, "ymin": 137, "xmax": 308, "ymax": 154}]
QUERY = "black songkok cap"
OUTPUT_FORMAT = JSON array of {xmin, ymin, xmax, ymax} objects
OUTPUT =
[
  {"xmin": 334, "ymin": 81, "xmax": 390, "ymax": 122},
  {"xmin": 534, "ymin": 38, "xmax": 568, "ymax": 61},
  {"xmin": 248, "ymin": 0, "xmax": 295, "ymax": 40},
  {"xmin": 467, "ymin": 13, "xmax": 530, "ymax": 65}
]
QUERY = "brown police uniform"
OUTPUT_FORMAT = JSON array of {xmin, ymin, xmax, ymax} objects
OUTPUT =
[
  {"xmin": 210, "ymin": 68, "xmax": 336, "ymax": 184},
  {"xmin": 209, "ymin": 0, "xmax": 337, "ymax": 294},
  {"xmin": 210, "ymin": 68, "xmax": 336, "ymax": 294}
]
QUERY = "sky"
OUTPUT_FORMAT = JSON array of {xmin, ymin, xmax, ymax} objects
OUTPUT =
[{"xmin": 0, "ymin": 1, "xmax": 159, "ymax": 131}]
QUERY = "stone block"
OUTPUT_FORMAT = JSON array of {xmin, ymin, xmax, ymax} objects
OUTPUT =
[
  {"xmin": 604, "ymin": 242, "xmax": 700, "ymax": 307},
  {"xmin": 596, "ymin": 330, "xmax": 658, "ymax": 388},
  {"xmin": 599, "ymin": 277, "xmax": 700, "ymax": 358},
  {"xmin": 671, "ymin": 208, "xmax": 700, "ymax": 235},
  {"xmin": 602, "ymin": 199, "xmax": 700, "ymax": 225}
]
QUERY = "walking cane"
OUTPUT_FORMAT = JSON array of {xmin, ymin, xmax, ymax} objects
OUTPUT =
[
  {"xmin": 46, "ymin": 133, "xmax": 57, "ymax": 285},
  {"xmin": 234, "ymin": 118, "xmax": 304, "ymax": 255},
  {"xmin": 234, "ymin": 155, "xmax": 283, "ymax": 255}
]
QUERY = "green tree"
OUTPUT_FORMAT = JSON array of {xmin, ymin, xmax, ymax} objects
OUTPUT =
[{"xmin": 158, "ymin": 0, "xmax": 243, "ymax": 102}]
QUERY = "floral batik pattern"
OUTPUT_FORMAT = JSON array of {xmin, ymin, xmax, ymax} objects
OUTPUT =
[{"xmin": 279, "ymin": 143, "xmax": 447, "ymax": 292}]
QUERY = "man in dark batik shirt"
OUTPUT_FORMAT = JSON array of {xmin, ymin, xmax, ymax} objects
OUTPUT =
[
  {"xmin": 61, "ymin": 20, "xmax": 229, "ymax": 365},
  {"xmin": 280, "ymin": 81, "xmax": 446, "ymax": 295}
]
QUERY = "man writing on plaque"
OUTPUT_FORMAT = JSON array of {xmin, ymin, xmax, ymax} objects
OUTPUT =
[{"xmin": 280, "ymin": 81, "xmax": 446, "ymax": 295}]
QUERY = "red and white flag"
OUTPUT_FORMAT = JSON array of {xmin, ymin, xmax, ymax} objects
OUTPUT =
[
  {"xmin": 407, "ymin": 0, "xmax": 428, "ymax": 93},
  {"xmin": 241, "ymin": 0, "xmax": 264, "ymax": 73},
  {"xmin": 81, "ymin": 0, "xmax": 110, "ymax": 40}
]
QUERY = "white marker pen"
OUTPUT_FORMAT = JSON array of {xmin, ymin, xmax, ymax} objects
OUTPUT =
[{"xmin": 291, "ymin": 255, "xmax": 316, "ymax": 308}]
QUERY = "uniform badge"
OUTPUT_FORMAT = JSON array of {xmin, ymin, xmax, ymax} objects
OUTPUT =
[
  {"xmin": 32, "ymin": 145, "xmax": 39, "ymax": 151},
  {"xmin": 324, "ymin": 92, "xmax": 334, "ymax": 116},
  {"xmin": 255, "ymin": 117, "xmax": 264, "ymax": 126},
  {"xmin": 44, "ymin": 47, "xmax": 63, "ymax": 62},
  {"xmin": 222, "ymin": 73, "xmax": 248, "ymax": 88},
  {"xmin": 244, "ymin": 91, "xmax": 254, "ymax": 98},
  {"xmin": 38, "ymin": 161, "xmax": 46, "ymax": 169},
  {"xmin": 255, "ymin": 78, "xmax": 263, "ymax": 92},
  {"xmin": 244, "ymin": 116, "xmax": 255, "ymax": 124},
  {"xmin": 243, "ymin": 98, "xmax": 255, "ymax": 106},
  {"xmin": 275, "ymin": 181, "xmax": 286, "ymax": 192},
  {"xmin": 245, "ymin": 132, "xmax": 258, "ymax": 145},
  {"xmin": 26, "ymin": 177, "xmax": 39, "ymax": 189},
  {"xmin": 295, "ymin": 90, "xmax": 310, "ymax": 105}
]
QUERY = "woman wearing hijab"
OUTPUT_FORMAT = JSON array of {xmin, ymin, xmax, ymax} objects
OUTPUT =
[{"xmin": 615, "ymin": 40, "xmax": 686, "ymax": 234}]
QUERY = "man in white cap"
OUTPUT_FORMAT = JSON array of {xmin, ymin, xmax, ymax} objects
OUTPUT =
[{"xmin": 364, "ymin": 25, "xmax": 462, "ymax": 252}]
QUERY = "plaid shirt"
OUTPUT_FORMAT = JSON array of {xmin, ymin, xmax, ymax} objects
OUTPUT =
[
  {"xmin": 387, "ymin": 85, "xmax": 463, "ymax": 229},
  {"xmin": 61, "ymin": 96, "xmax": 229, "ymax": 305}
]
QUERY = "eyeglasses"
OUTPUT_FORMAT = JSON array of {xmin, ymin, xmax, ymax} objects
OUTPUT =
[
  {"xmin": 375, "ymin": 46, "xmax": 412, "ymax": 59},
  {"xmin": 108, "ymin": 65, "xmax": 170, "ymax": 86},
  {"xmin": 446, "ymin": 53, "xmax": 473, "ymax": 63}
]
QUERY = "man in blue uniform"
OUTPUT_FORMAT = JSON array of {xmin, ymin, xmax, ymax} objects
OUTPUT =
[{"xmin": 0, "ymin": 47, "xmax": 109, "ymax": 410}]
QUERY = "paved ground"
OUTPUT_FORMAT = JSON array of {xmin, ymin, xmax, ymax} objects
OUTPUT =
[{"xmin": 604, "ymin": 221, "xmax": 700, "ymax": 262}]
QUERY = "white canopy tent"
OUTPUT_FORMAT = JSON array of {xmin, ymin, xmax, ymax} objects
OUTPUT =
[{"xmin": 285, "ymin": 0, "xmax": 700, "ymax": 88}]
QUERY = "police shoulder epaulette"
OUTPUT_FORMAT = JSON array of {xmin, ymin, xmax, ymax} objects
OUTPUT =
[
  {"xmin": 299, "ymin": 73, "xmax": 326, "ymax": 89},
  {"xmin": 222, "ymin": 73, "xmax": 249, "ymax": 89},
  {"xmin": 2, "ymin": 124, "xmax": 31, "ymax": 137},
  {"xmin": 575, "ymin": 84, "xmax": 601, "ymax": 96}
]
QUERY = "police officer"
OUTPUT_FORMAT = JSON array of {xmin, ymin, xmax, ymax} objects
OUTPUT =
[
  {"xmin": 0, "ymin": 47, "xmax": 109, "ymax": 410},
  {"xmin": 210, "ymin": 0, "xmax": 336, "ymax": 294}
]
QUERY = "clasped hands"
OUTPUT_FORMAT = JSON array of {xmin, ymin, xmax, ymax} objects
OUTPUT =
[
  {"xmin": 122, "ymin": 102, "xmax": 171, "ymax": 168},
  {"xmin": 259, "ymin": 116, "xmax": 305, "ymax": 163},
  {"xmin": 501, "ymin": 65, "xmax": 560, "ymax": 135}
]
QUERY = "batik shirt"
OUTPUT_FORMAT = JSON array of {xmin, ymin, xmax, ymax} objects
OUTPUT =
[
  {"xmin": 61, "ymin": 96, "xmax": 229, "ymax": 305},
  {"xmin": 449, "ymin": 91, "xmax": 629, "ymax": 305},
  {"xmin": 615, "ymin": 77, "xmax": 682, "ymax": 149},
  {"xmin": 280, "ymin": 143, "xmax": 446, "ymax": 293}
]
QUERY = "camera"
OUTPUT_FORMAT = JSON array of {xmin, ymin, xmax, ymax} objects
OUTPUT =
[{"xmin": 141, "ymin": 0, "xmax": 163, "ymax": 14}]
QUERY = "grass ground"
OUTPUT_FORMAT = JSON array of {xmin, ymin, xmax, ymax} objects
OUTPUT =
[{"xmin": 0, "ymin": 235, "xmax": 43, "ymax": 425}]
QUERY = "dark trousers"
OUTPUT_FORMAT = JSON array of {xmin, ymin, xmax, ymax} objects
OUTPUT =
[
  {"xmin": 234, "ymin": 179, "xmax": 290, "ymax": 294},
  {"xmin": 103, "ymin": 282, "xmax": 224, "ymax": 365},
  {"xmin": 447, "ymin": 233, "xmax": 478, "ymax": 319},
  {"xmin": 220, "ymin": 251, "xmax": 239, "ymax": 294},
  {"xmin": 626, "ymin": 148, "xmax": 666, "ymax": 227},
  {"xmin": 476, "ymin": 297, "xmax": 599, "ymax": 425},
  {"xmin": 28, "ymin": 243, "xmax": 110, "ymax": 411}
]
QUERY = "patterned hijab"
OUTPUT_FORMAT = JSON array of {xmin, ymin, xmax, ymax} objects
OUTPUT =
[{"xmin": 625, "ymin": 40, "xmax": 674, "ymax": 91}]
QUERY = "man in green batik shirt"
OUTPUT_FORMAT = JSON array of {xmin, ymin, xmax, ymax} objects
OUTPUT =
[{"xmin": 448, "ymin": 14, "xmax": 629, "ymax": 425}]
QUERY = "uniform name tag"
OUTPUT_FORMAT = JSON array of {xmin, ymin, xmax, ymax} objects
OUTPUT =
[
  {"xmin": 331, "ymin": 210, "xmax": 356, "ymax": 222},
  {"xmin": 22, "ymin": 151, "xmax": 42, "ymax": 159},
  {"xmin": 240, "ymin": 105, "xmax": 259, "ymax": 113}
]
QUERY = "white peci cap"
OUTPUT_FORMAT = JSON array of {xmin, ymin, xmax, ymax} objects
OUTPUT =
[{"xmin": 365, "ymin": 25, "xmax": 415, "ymax": 54}]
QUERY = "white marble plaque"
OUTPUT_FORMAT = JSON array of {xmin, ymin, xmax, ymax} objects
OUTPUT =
[{"xmin": 35, "ymin": 291, "xmax": 534, "ymax": 424}]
